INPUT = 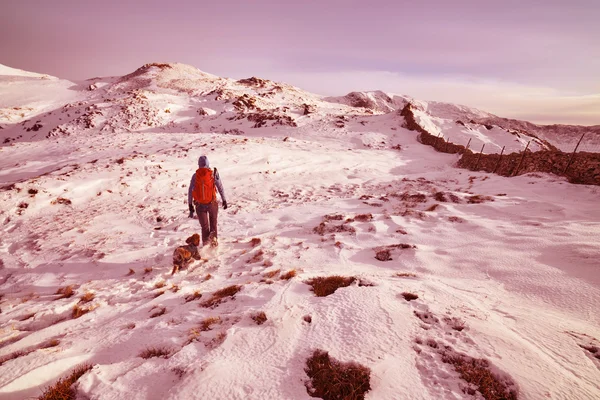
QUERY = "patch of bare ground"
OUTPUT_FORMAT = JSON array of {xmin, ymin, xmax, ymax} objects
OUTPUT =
[
  {"xmin": 399, "ymin": 191, "xmax": 428, "ymax": 203},
  {"xmin": 139, "ymin": 346, "xmax": 172, "ymax": 359},
  {"xmin": 200, "ymin": 285, "xmax": 242, "ymax": 308},
  {"xmin": 251, "ymin": 311, "xmax": 267, "ymax": 325},
  {"xmin": 433, "ymin": 191, "xmax": 461, "ymax": 203},
  {"xmin": 401, "ymin": 292, "xmax": 419, "ymax": 301},
  {"xmin": 467, "ymin": 195, "xmax": 494, "ymax": 204},
  {"xmin": 280, "ymin": 269, "xmax": 297, "ymax": 280},
  {"xmin": 374, "ymin": 243, "xmax": 416, "ymax": 261},
  {"xmin": 314, "ymin": 214, "xmax": 357, "ymax": 236},
  {"xmin": 305, "ymin": 276, "xmax": 356, "ymax": 297},
  {"xmin": 354, "ymin": 213, "xmax": 373, "ymax": 222},
  {"xmin": 305, "ymin": 349, "xmax": 371, "ymax": 400},
  {"xmin": 448, "ymin": 216, "xmax": 465, "ymax": 223},
  {"xmin": 38, "ymin": 363, "xmax": 93, "ymax": 400},
  {"xmin": 249, "ymin": 237, "xmax": 261, "ymax": 247},
  {"xmin": 439, "ymin": 347, "xmax": 518, "ymax": 400}
]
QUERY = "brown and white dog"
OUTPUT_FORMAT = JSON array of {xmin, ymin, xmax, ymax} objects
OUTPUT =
[{"xmin": 171, "ymin": 233, "xmax": 202, "ymax": 275}]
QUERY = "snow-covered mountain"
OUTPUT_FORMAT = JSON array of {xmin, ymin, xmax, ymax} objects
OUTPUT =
[
  {"xmin": 1, "ymin": 63, "xmax": 599, "ymax": 400},
  {"xmin": 2, "ymin": 62, "xmax": 598, "ymax": 153}
]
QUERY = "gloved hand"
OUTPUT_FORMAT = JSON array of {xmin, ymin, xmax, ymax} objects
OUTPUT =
[
  {"xmin": 223, "ymin": 201, "xmax": 228, "ymax": 210},
  {"xmin": 188, "ymin": 205, "xmax": 195, "ymax": 218}
]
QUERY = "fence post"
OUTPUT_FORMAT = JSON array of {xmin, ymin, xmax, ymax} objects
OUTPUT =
[
  {"xmin": 512, "ymin": 141, "xmax": 531, "ymax": 177},
  {"xmin": 435, "ymin": 133, "xmax": 442, "ymax": 150},
  {"xmin": 464, "ymin": 138, "xmax": 472, "ymax": 153},
  {"xmin": 493, "ymin": 146, "xmax": 505, "ymax": 174},
  {"xmin": 563, "ymin": 132, "xmax": 586, "ymax": 174},
  {"xmin": 474, "ymin": 144, "xmax": 485, "ymax": 170}
]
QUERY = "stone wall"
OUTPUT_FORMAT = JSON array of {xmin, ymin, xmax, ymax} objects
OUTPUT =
[{"xmin": 400, "ymin": 103, "xmax": 600, "ymax": 186}]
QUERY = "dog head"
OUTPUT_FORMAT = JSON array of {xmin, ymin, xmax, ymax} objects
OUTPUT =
[{"xmin": 186, "ymin": 233, "xmax": 201, "ymax": 247}]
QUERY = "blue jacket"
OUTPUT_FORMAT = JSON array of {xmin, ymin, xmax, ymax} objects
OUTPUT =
[{"xmin": 188, "ymin": 156, "xmax": 226, "ymax": 206}]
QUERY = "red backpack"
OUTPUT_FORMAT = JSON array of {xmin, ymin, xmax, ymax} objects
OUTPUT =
[{"xmin": 192, "ymin": 168, "xmax": 216, "ymax": 204}]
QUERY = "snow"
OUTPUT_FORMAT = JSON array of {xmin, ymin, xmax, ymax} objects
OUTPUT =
[{"xmin": 1, "ymin": 63, "xmax": 599, "ymax": 400}]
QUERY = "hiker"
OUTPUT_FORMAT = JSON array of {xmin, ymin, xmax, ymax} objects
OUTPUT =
[{"xmin": 188, "ymin": 155, "xmax": 228, "ymax": 247}]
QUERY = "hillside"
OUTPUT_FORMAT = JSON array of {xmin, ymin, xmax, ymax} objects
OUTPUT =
[{"xmin": 0, "ymin": 63, "xmax": 599, "ymax": 400}]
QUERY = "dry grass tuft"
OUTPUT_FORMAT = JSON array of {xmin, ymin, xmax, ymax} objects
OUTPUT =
[
  {"xmin": 79, "ymin": 292, "xmax": 95, "ymax": 304},
  {"xmin": 249, "ymin": 237, "xmax": 262, "ymax": 247},
  {"xmin": 280, "ymin": 269, "xmax": 297, "ymax": 280},
  {"xmin": 305, "ymin": 349, "xmax": 371, "ymax": 400},
  {"xmin": 206, "ymin": 332, "xmax": 227, "ymax": 349},
  {"xmin": 199, "ymin": 316, "xmax": 222, "ymax": 331},
  {"xmin": 202, "ymin": 273, "xmax": 213, "ymax": 282},
  {"xmin": 425, "ymin": 204, "xmax": 440, "ymax": 212},
  {"xmin": 56, "ymin": 286, "xmax": 75, "ymax": 299},
  {"xmin": 139, "ymin": 346, "xmax": 171, "ymax": 359},
  {"xmin": 153, "ymin": 290, "xmax": 165, "ymax": 298},
  {"xmin": 72, "ymin": 305, "xmax": 92, "ymax": 319},
  {"xmin": 251, "ymin": 311, "xmax": 267, "ymax": 325},
  {"xmin": 42, "ymin": 339, "xmax": 61, "ymax": 348},
  {"xmin": 441, "ymin": 352, "xmax": 518, "ymax": 399},
  {"xmin": 184, "ymin": 291, "xmax": 202, "ymax": 303},
  {"xmin": 154, "ymin": 281, "xmax": 166, "ymax": 289},
  {"xmin": 263, "ymin": 268, "xmax": 281, "ymax": 279},
  {"xmin": 144, "ymin": 267, "xmax": 153, "ymax": 274},
  {"xmin": 150, "ymin": 307, "xmax": 166, "ymax": 318},
  {"xmin": 401, "ymin": 292, "xmax": 419, "ymax": 301},
  {"xmin": 0, "ymin": 350, "xmax": 30, "ymax": 366},
  {"xmin": 247, "ymin": 249, "xmax": 264, "ymax": 264},
  {"xmin": 467, "ymin": 195, "xmax": 494, "ymax": 204},
  {"xmin": 305, "ymin": 276, "xmax": 356, "ymax": 297},
  {"xmin": 170, "ymin": 284, "xmax": 180, "ymax": 293},
  {"xmin": 200, "ymin": 285, "xmax": 242, "ymax": 308},
  {"xmin": 19, "ymin": 312, "xmax": 36, "ymax": 321},
  {"xmin": 38, "ymin": 363, "xmax": 93, "ymax": 400},
  {"xmin": 126, "ymin": 268, "xmax": 135, "ymax": 276},
  {"xmin": 354, "ymin": 213, "xmax": 373, "ymax": 222},
  {"xmin": 395, "ymin": 272, "xmax": 417, "ymax": 278}
]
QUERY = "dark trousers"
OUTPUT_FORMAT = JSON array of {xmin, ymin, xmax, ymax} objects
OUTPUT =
[{"xmin": 195, "ymin": 201, "xmax": 218, "ymax": 246}]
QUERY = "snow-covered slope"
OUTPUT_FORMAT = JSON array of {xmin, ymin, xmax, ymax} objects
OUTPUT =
[{"xmin": 1, "ymin": 63, "xmax": 599, "ymax": 400}]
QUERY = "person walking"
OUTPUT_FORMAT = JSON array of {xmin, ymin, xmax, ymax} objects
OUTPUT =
[{"xmin": 188, "ymin": 155, "xmax": 227, "ymax": 247}]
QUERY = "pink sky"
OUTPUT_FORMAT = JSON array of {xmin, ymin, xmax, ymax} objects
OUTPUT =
[{"xmin": 1, "ymin": 0, "xmax": 599, "ymax": 125}]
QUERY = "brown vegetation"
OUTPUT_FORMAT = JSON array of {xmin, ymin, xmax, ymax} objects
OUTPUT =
[
  {"xmin": 280, "ymin": 269, "xmax": 297, "ymax": 280},
  {"xmin": 251, "ymin": 311, "xmax": 267, "ymax": 325},
  {"xmin": 305, "ymin": 349, "xmax": 371, "ymax": 400},
  {"xmin": 79, "ymin": 292, "xmax": 95, "ymax": 304},
  {"xmin": 56, "ymin": 286, "xmax": 75, "ymax": 299},
  {"xmin": 184, "ymin": 291, "xmax": 202, "ymax": 302},
  {"xmin": 401, "ymin": 292, "xmax": 419, "ymax": 301},
  {"xmin": 149, "ymin": 306, "xmax": 166, "ymax": 318},
  {"xmin": 139, "ymin": 346, "xmax": 171, "ymax": 359},
  {"xmin": 38, "ymin": 363, "xmax": 92, "ymax": 400},
  {"xmin": 263, "ymin": 269, "xmax": 281, "ymax": 279},
  {"xmin": 200, "ymin": 285, "xmax": 242, "ymax": 308},
  {"xmin": 305, "ymin": 276, "xmax": 355, "ymax": 297},
  {"xmin": 441, "ymin": 350, "xmax": 518, "ymax": 399}
]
